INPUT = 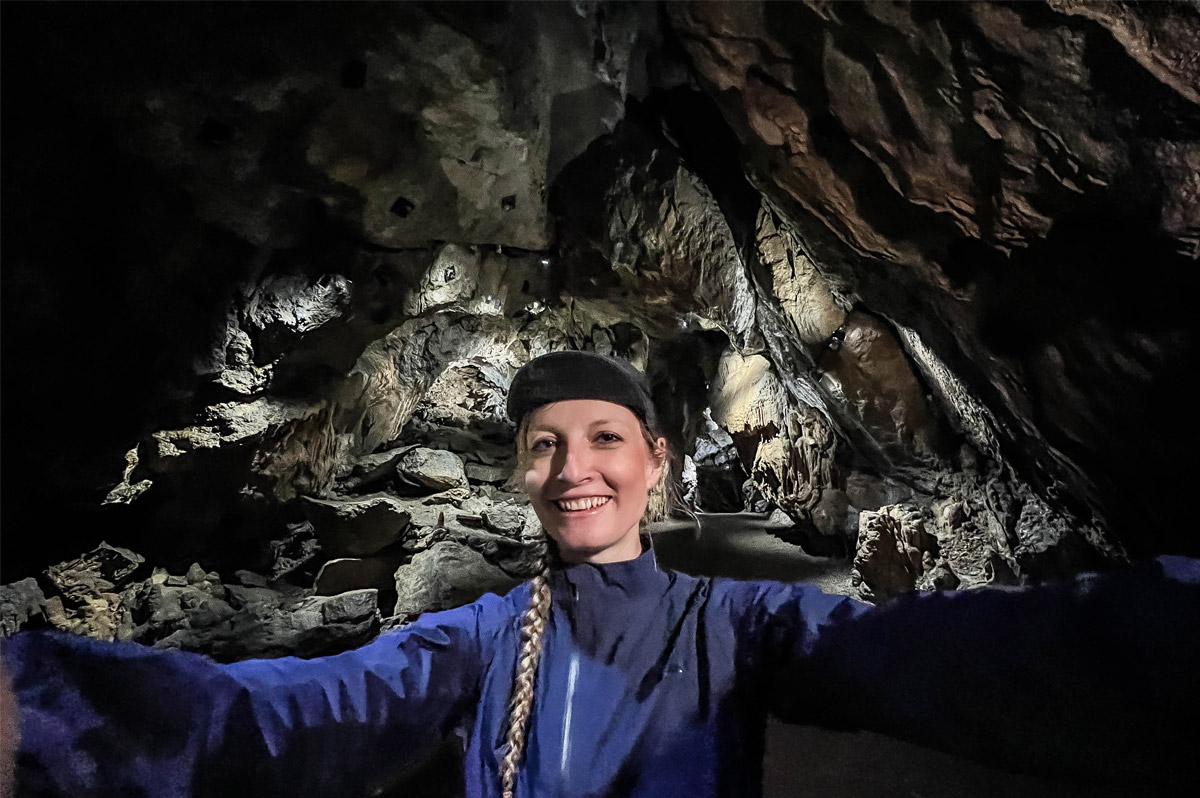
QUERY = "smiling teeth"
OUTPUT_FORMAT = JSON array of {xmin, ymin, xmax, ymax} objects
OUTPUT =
[{"xmin": 556, "ymin": 496, "xmax": 611, "ymax": 511}]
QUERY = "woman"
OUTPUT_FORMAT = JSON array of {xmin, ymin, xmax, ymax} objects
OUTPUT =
[{"xmin": 2, "ymin": 351, "xmax": 1199, "ymax": 797}]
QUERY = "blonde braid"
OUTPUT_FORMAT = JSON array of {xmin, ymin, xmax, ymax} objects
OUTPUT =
[{"xmin": 500, "ymin": 564, "xmax": 552, "ymax": 798}]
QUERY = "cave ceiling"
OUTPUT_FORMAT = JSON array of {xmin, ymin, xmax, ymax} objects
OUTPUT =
[{"xmin": 2, "ymin": 0, "xmax": 1198, "ymax": 616}]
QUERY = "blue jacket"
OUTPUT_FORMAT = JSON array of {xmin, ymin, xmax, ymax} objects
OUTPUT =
[{"xmin": 4, "ymin": 549, "xmax": 1199, "ymax": 796}]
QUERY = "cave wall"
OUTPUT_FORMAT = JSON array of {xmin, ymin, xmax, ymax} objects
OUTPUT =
[
  {"xmin": 667, "ymin": 0, "xmax": 1200, "ymax": 558},
  {"xmin": 2, "ymin": 0, "xmax": 1198, "ymax": 629}
]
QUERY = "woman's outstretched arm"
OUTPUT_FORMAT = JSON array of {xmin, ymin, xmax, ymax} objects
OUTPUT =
[
  {"xmin": 741, "ymin": 557, "xmax": 1200, "ymax": 791},
  {"xmin": 0, "ymin": 591, "xmax": 513, "ymax": 798}
]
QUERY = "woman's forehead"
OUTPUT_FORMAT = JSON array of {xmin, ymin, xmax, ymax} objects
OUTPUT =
[{"xmin": 525, "ymin": 399, "xmax": 641, "ymax": 430}]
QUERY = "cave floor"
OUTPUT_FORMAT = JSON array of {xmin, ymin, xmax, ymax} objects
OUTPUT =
[{"xmin": 652, "ymin": 511, "xmax": 856, "ymax": 594}]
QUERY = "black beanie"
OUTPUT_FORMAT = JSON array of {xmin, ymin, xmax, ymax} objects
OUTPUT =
[{"xmin": 506, "ymin": 351, "xmax": 661, "ymax": 434}]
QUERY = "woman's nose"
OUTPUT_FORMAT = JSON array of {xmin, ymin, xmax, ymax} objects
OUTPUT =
[{"xmin": 554, "ymin": 443, "xmax": 593, "ymax": 483}]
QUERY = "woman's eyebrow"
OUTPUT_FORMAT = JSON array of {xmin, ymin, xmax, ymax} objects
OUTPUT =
[
  {"xmin": 589, "ymin": 419, "xmax": 639, "ymax": 432},
  {"xmin": 528, "ymin": 419, "xmax": 630, "ymax": 435},
  {"xmin": 527, "ymin": 424, "xmax": 564, "ymax": 437}
]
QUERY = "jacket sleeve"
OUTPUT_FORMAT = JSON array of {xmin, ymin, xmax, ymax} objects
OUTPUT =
[
  {"xmin": 740, "ymin": 557, "xmax": 1200, "ymax": 791},
  {"xmin": 1, "ymin": 591, "xmax": 514, "ymax": 798}
]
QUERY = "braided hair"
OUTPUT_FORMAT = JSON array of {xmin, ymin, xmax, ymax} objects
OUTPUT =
[{"xmin": 499, "ymin": 566, "xmax": 550, "ymax": 798}]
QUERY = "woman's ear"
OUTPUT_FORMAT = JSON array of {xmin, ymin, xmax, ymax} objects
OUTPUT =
[{"xmin": 645, "ymin": 436, "xmax": 668, "ymax": 490}]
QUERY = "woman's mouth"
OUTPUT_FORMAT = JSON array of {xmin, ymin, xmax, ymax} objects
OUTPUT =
[{"xmin": 554, "ymin": 496, "xmax": 612, "ymax": 512}]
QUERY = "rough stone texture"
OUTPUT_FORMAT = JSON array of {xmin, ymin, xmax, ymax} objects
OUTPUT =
[
  {"xmin": 465, "ymin": 463, "xmax": 511, "ymax": 485},
  {"xmin": 755, "ymin": 200, "xmax": 848, "ymax": 348},
  {"xmin": 709, "ymin": 350, "xmax": 788, "ymax": 443},
  {"xmin": 395, "ymin": 447, "xmax": 469, "ymax": 493},
  {"xmin": 393, "ymin": 541, "xmax": 522, "ymax": 619},
  {"xmin": 670, "ymin": 1, "xmax": 1200, "ymax": 259},
  {"xmin": 667, "ymin": 0, "xmax": 1200, "ymax": 558},
  {"xmin": 480, "ymin": 502, "xmax": 534, "ymax": 537},
  {"xmin": 816, "ymin": 311, "xmax": 955, "ymax": 474},
  {"xmin": 852, "ymin": 505, "xmax": 944, "ymax": 601},
  {"xmin": 37, "ymin": 544, "xmax": 148, "ymax": 642},
  {"xmin": 751, "ymin": 407, "xmax": 835, "ymax": 519},
  {"xmin": 4, "ymin": 2, "xmax": 1199, "ymax": 648},
  {"xmin": 0, "ymin": 579, "xmax": 46, "ymax": 637},
  {"xmin": 337, "ymin": 445, "xmax": 420, "ymax": 493},
  {"xmin": 134, "ymin": 580, "xmax": 380, "ymax": 663},
  {"xmin": 302, "ymin": 493, "xmax": 412, "ymax": 558},
  {"xmin": 708, "ymin": 348, "xmax": 842, "ymax": 523}
]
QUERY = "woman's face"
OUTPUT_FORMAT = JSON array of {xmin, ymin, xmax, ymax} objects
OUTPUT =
[{"xmin": 522, "ymin": 399, "xmax": 665, "ymax": 564}]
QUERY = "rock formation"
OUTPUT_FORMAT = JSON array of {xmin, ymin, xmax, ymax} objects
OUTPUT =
[{"xmin": 3, "ymin": 1, "xmax": 1196, "ymax": 659}]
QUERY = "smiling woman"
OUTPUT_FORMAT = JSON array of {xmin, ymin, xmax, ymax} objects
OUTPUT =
[
  {"xmin": 519, "ymin": 400, "xmax": 666, "ymax": 565},
  {"xmin": 1, "ymin": 351, "xmax": 1199, "ymax": 798},
  {"xmin": 498, "ymin": 352, "xmax": 677, "ymax": 797}
]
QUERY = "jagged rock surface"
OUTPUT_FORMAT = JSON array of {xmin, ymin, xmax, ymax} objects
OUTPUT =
[
  {"xmin": 4, "ymin": 2, "xmax": 1198, "ymax": 669},
  {"xmin": 667, "ymin": 0, "xmax": 1200, "ymax": 557},
  {"xmin": 393, "ymin": 541, "xmax": 523, "ymax": 620}
]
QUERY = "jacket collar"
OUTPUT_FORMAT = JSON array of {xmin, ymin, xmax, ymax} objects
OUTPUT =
[{"xmin": 549, "ymin": 538, "xmax": 671, "ymax": 601}]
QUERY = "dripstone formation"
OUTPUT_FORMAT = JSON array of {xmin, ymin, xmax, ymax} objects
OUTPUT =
[{"xmin": 3, "ymin": 0, "xmax": 1196, "ymax": 678}]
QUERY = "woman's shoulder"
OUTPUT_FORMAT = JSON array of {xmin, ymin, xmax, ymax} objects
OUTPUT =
[{"xmin": 686, "ymin": 573, "xmax": 871, "ymax": 628}]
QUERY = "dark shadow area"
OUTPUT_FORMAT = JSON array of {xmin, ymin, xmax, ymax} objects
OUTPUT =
[
  {"xmin": 657, "ymin": 513, "xmax": 1148, "ymax": 798},
  {"xmin": 973, "ymin": 206, "xmax": 1199, "ymax": 558}
]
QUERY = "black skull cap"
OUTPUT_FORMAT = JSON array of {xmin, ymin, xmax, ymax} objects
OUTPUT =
[{"xmin": 507, "ymin": 350, "xmax": 661, "ymax": 434}]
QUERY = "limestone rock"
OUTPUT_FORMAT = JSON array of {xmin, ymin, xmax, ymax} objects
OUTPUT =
[
  {"xmin": 263, "ymin": 521, "xmax": 324, "ymax": 583},
  {"xmin": 396, "ymin": 447, "xmax": 469, "ymax": 493},
  {"xmin": 187, "ymin": 586, "xmax": 379, "ymax": 662},
  {"xmin": 750, "ymin": 406, "xmax": 836, "ymax": 519},
  {"xmin": 688, "ymin": 404, "xmax": 747, "ymax": 514},
  {"xmin": 43, "ymin": 542, "xmax": 145, "ymax": 599},
  {"xmin": 150, "ymin": 397, "xmax": 321, "ymax": 464},
  {"xmin": 680, "ymin": 455, "xmax": 698, "ymax": 506},
  {"xmin": 852, "ymin": 505, "xmax": 940, "ymax": 601},
  {"xmin": 709, "ymin": 350, "xmax": 787, "ymax": 439},
  {"xmin": 302, "ymin": 493, "xmax": 413, "ymax": 557},
  {"xmin": 551, "ymin": 127, "xmax": 760, "ymax": 350},
  {"xmin": 480, "ymin": 503, "xmax": 532, "ymax": 537},
  {"xmin": 414, "ymin": 356, "xmax": 510, "ymax": 427},
  {"xmin": 465, "ymin": 463, "xmax": 511, "ymax": 485},
  {"xmin": 393, "ymin": 541, "xmax": 522, "ymax": 618},
  {"xmin": 0, "ymin": 578, "xmax": 46, "ymax": 637},
  {"xmin": 402, "ymin": 244, "xmax": 481, "ymax": 317},
  {"xmin": 7, "ymin": 0, "xmax": 1197, "ymax": 630},
  {"xmin": 755, "ymin": 201, "xmax": 847, "ymax": 348},
  {"xmin": 132, "ymin": 566, "xmax": 379, "ymax": 662},
  {"xmin": 669, "ymin": 1, "xmax": 1200, "ymax": 264},
  {"xmin": 816, "ymin": 312, "xmax": 953, "ymax": 472},
  {"xmin": 667, "ymin": 0, "xmax": 1200, "ymax": 557},
  {"xmin": 244, "ymin": 273, "xmax": 353, "ymax": 354},
  {"xmin": 338, "ymin": 445, "xmax": 420, "ymax": 492},
  {"xmin": 36, "ymin": 543, "xmax": 148, "ymax": 642},
  {"xmin": 102, "ymin": 446, "xmax": 155, "ymax": 506}
]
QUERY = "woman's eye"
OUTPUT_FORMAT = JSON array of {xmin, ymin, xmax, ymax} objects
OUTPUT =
[
  {"xmin": 596, "ymin": 432, "xmax": 623, "ymax": 444},
  {"xmin": 530, "ymin": 438, "xmax": 555, "ymax": 452}
]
